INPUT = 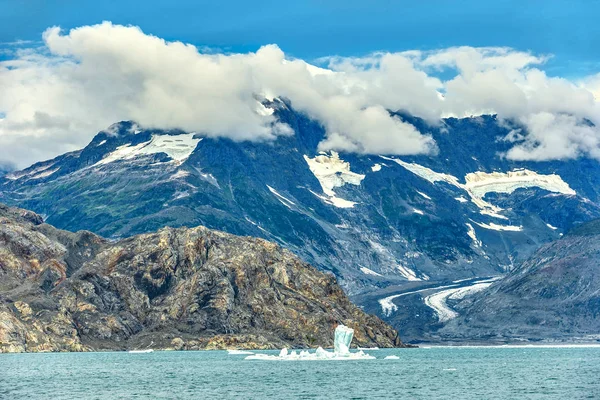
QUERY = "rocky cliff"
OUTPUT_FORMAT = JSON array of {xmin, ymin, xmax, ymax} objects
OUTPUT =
[
  {"xmin": 436, "ymin": 219, "xmax": 600, "ymax": 342},
  {"xmin": 0, "ymin": 203, "xmax": 403, "ymax": 352}
]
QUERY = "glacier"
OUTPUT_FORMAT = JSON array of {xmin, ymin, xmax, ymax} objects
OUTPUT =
[{"xmin": 382, "ymin": 156, "xmax": 577, "ymax": 223}]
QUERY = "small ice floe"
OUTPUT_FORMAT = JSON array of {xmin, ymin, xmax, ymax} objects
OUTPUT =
[
  {"xmin": 227, "ymin": 350, "xmax": 254, "ymax": 355},
  {"xmin": 443, "ymin": 368, "xmax": 457, "ymax": 371},
  {"xmin": 245, "ymin": 325, "xmax": 375, "ymax": 361},
  {"xmin": 384, "ymin": 355, "xmax": 400, "ymax": 360},
  {"xmin": 357, "ymin": 347, "xmax": 380, "ymax": 351},
  {"xmin": 128, "ymin": 349, "xmax": 154, "ymax": 354}
]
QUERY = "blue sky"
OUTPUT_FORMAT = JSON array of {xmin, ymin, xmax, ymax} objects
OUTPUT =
[{"xmin": 1, "ymin": 0, "xmax": 599, "ymax": 78}]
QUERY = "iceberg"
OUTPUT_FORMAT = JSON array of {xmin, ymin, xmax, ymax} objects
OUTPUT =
[
  {"xmin": 227, "ymin": 349, "xmax": 254, "ymax": 355},
  {"xmin": 333, "ymin": 324, "xmax": 354, "ymax": 355},
  {"xmin": 245, "ymin": 324, "xmax": 375, "ymax": 361}
]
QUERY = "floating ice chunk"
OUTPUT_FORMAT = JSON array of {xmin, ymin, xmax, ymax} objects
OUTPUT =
[
  {"xmin": 412, "ymin": 208, "xmax": 424, "ymax": 215},
  {"xmin": 371, "ymin": 164, "xmax": 382, "ymax": 172},
  {"xmin": 245, "ymin": 324, "xmax": 375, "ymax": 361},
  {"xmin": 227, "ymin": 350, "xmax": 254, "ymax": 355},
  {"xmin": 384, "ymin": 355, "xmax": 400, "ymax": 360},
  {"xmin": 334, "ymin": 325, "xmax": 354, "ymax": 355},
  {"xmin": 546, "ymin": 223, "xmax": 558, "ymax": 230}
]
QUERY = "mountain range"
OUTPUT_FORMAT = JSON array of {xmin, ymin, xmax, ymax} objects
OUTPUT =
[{"xmin": 2, "ymin": 98, "xmax": 600, "ymax": 341}]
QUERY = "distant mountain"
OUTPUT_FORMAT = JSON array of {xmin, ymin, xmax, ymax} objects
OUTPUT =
[
  {"xmin": 0, "ymin": 164, "xmax": 13, "ymax": 178},
  {"xmin": 2, "ymin": 99, "xmax": 600, "ymax": 337},
  {"xmin": 436, "ymin": 219, "xmax": 600, "ymax": 343},
  {"xmin": 0, "ymin": 203, "xmax": 402, "ymax": 352}
]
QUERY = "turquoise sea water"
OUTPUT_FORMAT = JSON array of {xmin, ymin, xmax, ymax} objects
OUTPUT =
[{"xmin": 1, "ymin": 347, "xmax": 599, "ymax": 399}]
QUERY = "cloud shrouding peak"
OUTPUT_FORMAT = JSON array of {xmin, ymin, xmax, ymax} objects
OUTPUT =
[{"xmin": 1, "ymin": 22, "xmax": 600, "ymax": 168}]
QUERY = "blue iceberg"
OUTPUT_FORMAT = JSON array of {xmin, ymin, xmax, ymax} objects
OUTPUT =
[{"xmin": 245, "ymin": 324, "xmax": 375, "ymax": 361}]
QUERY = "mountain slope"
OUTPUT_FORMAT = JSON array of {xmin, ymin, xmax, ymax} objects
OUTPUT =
[
  {"xmin": 2, "ymin": 100, "xmax": 600, "ymax": 334},
  {"xmin": 0, "ymin": 203, "xmax": 402, "ymax": 352},
  {"xmin": 436, "ymin": 219, "xmax": 600, "ymax": 342}
]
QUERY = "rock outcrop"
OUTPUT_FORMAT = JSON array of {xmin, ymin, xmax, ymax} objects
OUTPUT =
[
  {"xmin": 0, "ymin": 203, "xmax": 403, "ymax": 352},
  {"xmin": 437, "ymin": 219, "xmax": 600, "ymax": 342}
]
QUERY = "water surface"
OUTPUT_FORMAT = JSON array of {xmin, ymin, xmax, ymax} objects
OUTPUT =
[{"xmin": 1, "ymin": 347, "xmax": 599, "ymax": 399}]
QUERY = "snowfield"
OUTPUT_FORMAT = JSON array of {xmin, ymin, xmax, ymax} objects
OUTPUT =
[
  {"xmin": 304, "ymin": 151, "xmax": 364, "ymax": 208},
  {"xmin": 382, "ymin": 156, "xmax": 576, "ymax": 228},
  {"xmin": 94, "ymin": 133, "xmax": 201, "ymax": 166}
]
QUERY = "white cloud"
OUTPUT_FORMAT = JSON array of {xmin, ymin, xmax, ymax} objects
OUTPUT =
[{"xmin": 1, "ymin": 22, "xmax": 600, "ymax": 168}]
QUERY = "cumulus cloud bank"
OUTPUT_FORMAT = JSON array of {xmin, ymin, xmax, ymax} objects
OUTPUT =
[{"xmin": 1, "ymin": 22, "xmax": 600, "ymax": 168}]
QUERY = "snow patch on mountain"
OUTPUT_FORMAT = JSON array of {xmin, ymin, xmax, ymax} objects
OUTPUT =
[
  {"xmin": 255, "ymin": 101, "xmax": 274, "ymax": 116},
  {"xmin": 360, "ymin": 267, "xmax": 383, "ymax": 277},
  {"xmin": 267, "ymin": 185, "xmax": 296, "ymax": 209},
  {"xmin": 308, "ymin": 189, "xmax": 356, "ymax": 208},
  {"xmin": 397, "ymin": 264, "xmax": 421, "ymax": 281},
  {"xmin": 6, "ymin": 162, "xmax": 58, "ymax": 181},
  {"xmin": 416, "ymin": 191, "xmax": 431, "ymax": 200},
  {"xmin": 464, "ymin": 169, "xmax": 576, "ymax": 198},
  {"xmin": 30, "ymin": 167, "xmax": 60, "ymax": 180},
  {"xmin": 473, "ymin": 221, "xmax": 523, "ymax": 232},
  {"xmin": 94, "ymin": 133, "xmax": 201, "ymax": 166},
  {"xmin": 381, "ymin": 156, "xmax": 460, "ymax": 186},
  {"xmin": 304, "ymin": 151, "xmax": 364, "ymax": 208},
  {"xmin": 465, "ymin": 223, "xmax": 482, "ymax": 247},
  {"xmin": 170, "ymin": 170, "xmax": 190, "ymax": 180},
  {"xmin": 383, "ymin": 156, "xmax": 576, "ymax": 223},
  {"xmin": 103, "ymin": 122, "xmax": 141, "ymax": 136}
]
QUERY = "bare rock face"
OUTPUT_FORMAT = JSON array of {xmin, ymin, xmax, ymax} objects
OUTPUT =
[
  {"xmin": 437, "ymin": 219, "xmax": 600, "ymax": 342},
  {"xmin": 0, "ymin": 204, "xmax": 403, "ymax": 352}
]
